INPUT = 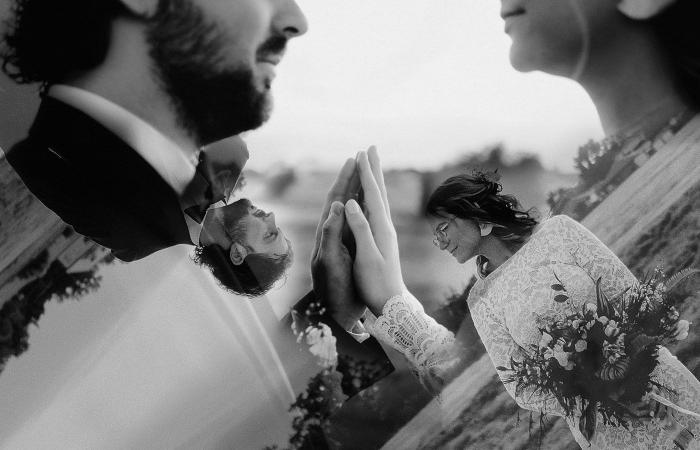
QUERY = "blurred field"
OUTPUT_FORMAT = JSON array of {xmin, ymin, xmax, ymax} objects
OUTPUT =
[{"xmin": 0, "ymin": 155, "xmax": 66, "ymax": 304}]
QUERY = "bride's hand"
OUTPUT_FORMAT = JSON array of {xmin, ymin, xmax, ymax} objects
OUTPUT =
[{"xmin": 344, "ymin": 147, "xmax": 404, "ymax": 316}]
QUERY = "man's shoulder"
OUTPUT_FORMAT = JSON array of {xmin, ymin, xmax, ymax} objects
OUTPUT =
[{"xmin": 6, "ymin": 97, "xmax": 192, "ymax": 261}]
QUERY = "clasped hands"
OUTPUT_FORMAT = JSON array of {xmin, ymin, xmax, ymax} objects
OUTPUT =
[{"xmin": 311, "ymin": 146, "xmax": 404, "ymax": 331}]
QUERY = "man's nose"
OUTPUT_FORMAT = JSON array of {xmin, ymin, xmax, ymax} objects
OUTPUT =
[{"xmin": 273, "ymin": 0, "xmax": 308, "ymax": 38}]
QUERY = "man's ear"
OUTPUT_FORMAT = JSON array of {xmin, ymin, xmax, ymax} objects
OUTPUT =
[
  {"xmin": 229, "ymin": 242, "xmax": 249, "ymax": 266},
  {"xmin": 118, "ymin": 0, "xmax": 159, "ymax": 18}
]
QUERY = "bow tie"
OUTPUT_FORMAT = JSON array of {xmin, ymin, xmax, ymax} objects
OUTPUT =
[{"xmin": 182, "ymin": 136, "xmax": 249, "ymax": 223}]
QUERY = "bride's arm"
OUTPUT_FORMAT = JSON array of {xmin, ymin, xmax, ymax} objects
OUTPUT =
[
  {"xmin": 556, "ymin": 215, "xmax": 638, "ymax": 299},
  {"xmin": 363, "ymin": 288, "xmax": 460, "ymax": 394},
  {"xmin": 471, "ymin": 299, "xmax": 567, "ymax": 416},
  {"xmin": 342, "ymin": 148, "xmax": 464, "ymax": 393}
]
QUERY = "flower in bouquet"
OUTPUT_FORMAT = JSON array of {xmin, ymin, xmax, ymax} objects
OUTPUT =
[
  {"xmin": 303, "ymin": 323, "xmax": 338, "ymax": 369},
  {"xmin": 675, "ymin": 320, "xmax": 690, "ymax": 341},
  {"xmin": 498, "ymin": 265, "xmax": 696, "ymax": 443},
  {"xmin": 281, "ymin": 300, "xmax": 346, "ymax": 449}
]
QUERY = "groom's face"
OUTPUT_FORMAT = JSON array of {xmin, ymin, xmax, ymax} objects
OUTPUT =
[
  {"xmin": 215, "ymin": 199, "xmax": 290, "ymax": 258},
  {"xmin": 501, "ymin": 0, "xmax": 623, "ymax": 77},
  {"xmin": 146, "ymin": 0, "xmax": 308, "ymax": 145}
]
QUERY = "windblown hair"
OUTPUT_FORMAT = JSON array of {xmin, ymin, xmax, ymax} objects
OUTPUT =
[
  {"xmin": 1, "ymin": 0, "xmax": 131, "ymax": 91},
  {"xmin": 193, "ymin": 240, "xmax": 293, "ymax": 298},
  {"xmin": 426, "ymin": 171, "xmax": 538, "ymax": 250},
  {"xmin": 652, "ymin": 0, "xmax": 700, "ymax": 109}
]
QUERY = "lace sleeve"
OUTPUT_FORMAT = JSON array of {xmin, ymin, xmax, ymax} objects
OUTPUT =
[
  {"xmin": 471, "ymin": 299, "xmax": 567, "ymax": 416},
  {"xmin": 555, "ymin": 215, "xmax": 638, "ymax": 298},
  {"xmin": 364, "ymin": 290, "xmax": 458, "ymax": 394}
]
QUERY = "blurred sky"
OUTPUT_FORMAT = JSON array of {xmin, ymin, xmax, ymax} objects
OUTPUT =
[
  {"xmin": 244, "ymin": 0, "xmax": 603, "ymax": 172},
  {"xmin": 0, "ymin": 1, "xmax": 604, "ymax": 173}
]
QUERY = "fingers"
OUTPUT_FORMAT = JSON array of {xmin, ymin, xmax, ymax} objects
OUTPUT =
[
  {"xmin": 367, "ymin": 146, "xmax": 391, "ymax": 217},
  {"xmin": 347, "ymin": 163, "xmax": 361, "ymax": 200},
  {"xmin": 324, "ymin": 157, "xmax": 356, "ymax": 212},
  {"xmin": 313, "ymin": 157, "xmax": 355, "ymax": 258},
  {"xmin": 317, "ymin": 202, "xmax": 346, "ymax": 259},
  {"xmin": 344, "ymin": 199, "xmax": 380, "ymax": 257},
  {"xmin": 356, "ymin": 151, "xmax": 389, "ymax": 232}
]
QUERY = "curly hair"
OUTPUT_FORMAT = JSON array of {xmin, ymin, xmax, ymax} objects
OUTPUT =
[
  {"xmin": 651, "ymin": 0, "xmax": 700, "ymax": 110},
  {"xmin": 425, "ymin": 171, "xmax": 538, "ymax": 250},
  {"xmin": 1, "ymin": 0, "xmax": 134, "ymax": 91},
  {"xmin": 193, "ymin": 239, "xmax": 293, "ymax": 298}
]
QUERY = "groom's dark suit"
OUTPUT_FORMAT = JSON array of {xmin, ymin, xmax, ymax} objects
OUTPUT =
[
  {"xmin": 7, "ymin": 95, "xmax": 393, "ymax": 398},
  {"xmin": 7, "ymin": 96, "xmax": 192, "ymax": 262}
]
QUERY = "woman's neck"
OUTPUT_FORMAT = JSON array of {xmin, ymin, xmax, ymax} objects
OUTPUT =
[
  {"xmin": 577, "ymin": 29, "xmax": 692, "ymax": 138},
  {"xmin": 479, "ymin": 237, "xmax": 518, "ymax": 272}
]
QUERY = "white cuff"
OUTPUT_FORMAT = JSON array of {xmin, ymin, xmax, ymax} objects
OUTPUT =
[{"xmin": 347, "ymin": 320, "xmax": 370, "ymax": 343}]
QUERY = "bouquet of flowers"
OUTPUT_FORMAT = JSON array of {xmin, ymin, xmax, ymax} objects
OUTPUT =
[
  {"xmin": 498, "ymin": 267, "xmax": 698, "ymax": 442},
  {"xmin": 281, "ymin": 301, "xmax": 346, "ymax": 449}
]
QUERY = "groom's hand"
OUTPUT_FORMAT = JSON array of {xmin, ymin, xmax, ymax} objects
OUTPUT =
[{"xmin": 311, "ymin": 158, "xmax": 366, "ymax": 331}]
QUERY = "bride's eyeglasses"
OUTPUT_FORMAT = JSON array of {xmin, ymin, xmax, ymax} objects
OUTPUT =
[{"xmin": 432, "ymin": 220, "xmax": 452, "ymax": 249}]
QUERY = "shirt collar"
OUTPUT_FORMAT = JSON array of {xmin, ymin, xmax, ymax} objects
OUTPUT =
[
  {"xmin": 48, "ymin": 84, "xmax": 199, "ymax": 196},
  {"xmin": 184, "ymin": 201, "xmax": 225, "ymax": 246}
]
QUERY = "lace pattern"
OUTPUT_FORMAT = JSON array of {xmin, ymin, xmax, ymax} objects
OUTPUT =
[{"xmin": 365, "ymin": 290, "xmax": 456, "ymax": 393}]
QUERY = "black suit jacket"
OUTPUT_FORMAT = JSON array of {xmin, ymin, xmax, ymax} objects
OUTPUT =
[{"xmin": 7, "ymin": 96, "xmax": 192, "ymax": 262}]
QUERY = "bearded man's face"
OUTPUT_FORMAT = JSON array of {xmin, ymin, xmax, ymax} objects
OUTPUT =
[{"xmin": 147, "ymin": 0, "xmax": 307, "ymax": 145}]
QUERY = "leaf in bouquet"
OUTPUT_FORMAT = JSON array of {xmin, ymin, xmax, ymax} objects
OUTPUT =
[
  {"xmin": 595, "ymin": 277, "xmax": 614, "ymax": 318},
  {"xmin": 628, "ymin": 334, "xmax": 659, "ymax": 358},
  {"xmin": 554, "ymin": 294, "xmax": 569, "ymax": 303},
  {"xmin": 609, "ymin": 287, "xmax": 630, "ymax": 304},
  {"xmin": 608, "ymin": 287, "xmax": 629, "ymax": 318},
  {"xmin": 589, "ymin": 322, "xmax": 607, "ymax": 346},
  {"xmin": 666, "ymin": 268, "xmax": 700, "ymax": 293},
  {"xmin": 579, "ymin": 402, "xmax": 598, "ymax": 442},
  {"xmin": 551, "ymin": 284, "xmax": 566, "ymax": 292},
  {"xmin": 597, "ymin": 357, "xmax": 630, "ymax": 381}
]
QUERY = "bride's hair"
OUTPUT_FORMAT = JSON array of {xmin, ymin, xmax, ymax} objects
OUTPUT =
[
  {"xmin": 652, "ymin": 0, "xmax": 700, "ymax": 109},
  {"xmin": 426, "ymin": 171, "xmax": 538, "ymax": 249}
]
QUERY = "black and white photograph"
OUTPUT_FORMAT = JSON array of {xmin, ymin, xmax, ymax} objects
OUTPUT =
[{"xmin": 0, "ymin": 0, "xmax": 699, "ymax": 448}]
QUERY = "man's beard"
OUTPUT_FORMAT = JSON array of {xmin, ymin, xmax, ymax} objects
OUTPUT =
[{"xmin": 146, "ymin": 0, "xmax": 271, "ymax": 146}]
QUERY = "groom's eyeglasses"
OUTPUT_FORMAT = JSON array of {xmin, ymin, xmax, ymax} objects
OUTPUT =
[{"xmin": 432, "ymin": 221, "xmax": 451, "ymax": 249}]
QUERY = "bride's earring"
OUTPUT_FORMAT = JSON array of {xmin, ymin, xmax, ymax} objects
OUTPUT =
[
  {"xmin": 617, "ymin": 0, "xmax": 677, "ymax": 20},
  {"xmin": 480, "ymin": 223, "xmax": 493, "ymax": 237}
]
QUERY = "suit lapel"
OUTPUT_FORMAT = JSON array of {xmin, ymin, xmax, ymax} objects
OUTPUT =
[{"xmin": 27, "ymin": 97, "xmax": 192, "ymax": 256}]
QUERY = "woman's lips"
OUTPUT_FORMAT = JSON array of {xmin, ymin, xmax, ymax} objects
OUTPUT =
[{"xmin": 500, "ymin": 6, "xmax": 525, "ymax": 20}]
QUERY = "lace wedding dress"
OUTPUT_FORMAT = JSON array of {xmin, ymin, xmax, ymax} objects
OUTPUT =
[{"xmin": 366, "ymin": 215, "xmax": 700, "ymax": 449}]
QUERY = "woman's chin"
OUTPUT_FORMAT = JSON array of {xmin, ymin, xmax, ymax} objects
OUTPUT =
[{"xmin": 453, "ymin": 253, "xmax": 469, "ymax": 264}]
